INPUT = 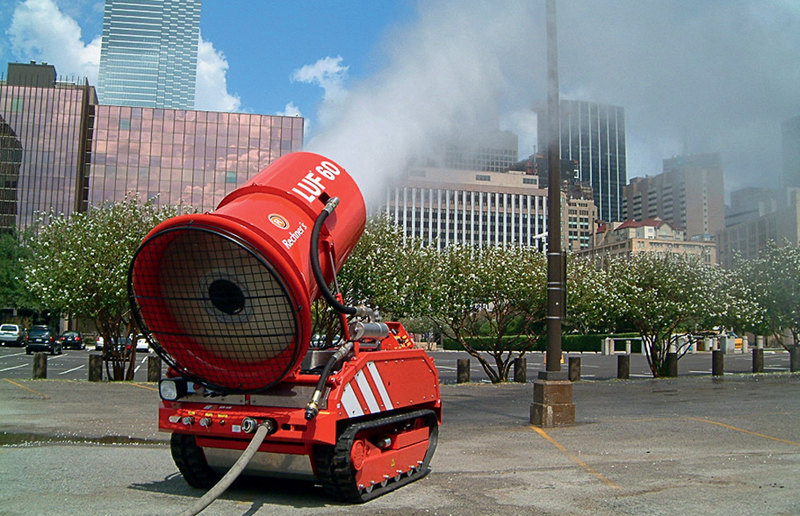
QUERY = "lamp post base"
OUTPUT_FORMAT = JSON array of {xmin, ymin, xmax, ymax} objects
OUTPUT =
[{"xmin": 530, "ymin": 373, "xmax": 575, "ymax": 427}]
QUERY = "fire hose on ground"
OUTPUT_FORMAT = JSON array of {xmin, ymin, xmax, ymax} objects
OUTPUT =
[{"xmin": 177, "ymin": 420, "xmax": 273, "ymax": 516}]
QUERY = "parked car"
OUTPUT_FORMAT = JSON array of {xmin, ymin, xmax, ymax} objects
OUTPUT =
[
  {"xmin": 26, "ymin": 327, "xmax": 62, "ymax": 355},
  {"xmin": 57, "ymin": 331, "xmax": 85, "ymax": 350},
  {"xmin": 0, "ymin": 324, "xmax": 25, "ymax": 346}
]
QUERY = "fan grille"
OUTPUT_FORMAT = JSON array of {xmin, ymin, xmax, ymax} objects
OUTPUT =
[{"xmin": 129, "ymin": 225, "xmax": 302, "ymax": 392}]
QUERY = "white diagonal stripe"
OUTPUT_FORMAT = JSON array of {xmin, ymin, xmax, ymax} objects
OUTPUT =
[
  {"xmin": 354, "ymin": 369, "xmax": 379, "ymax": 413},
  {"xmin": 366, "ymin": 361, "xmax": 392, "ymax": 409},
  {"xmin": 341, "ymin": 382, "xmax": 364, "ymax": 417}
]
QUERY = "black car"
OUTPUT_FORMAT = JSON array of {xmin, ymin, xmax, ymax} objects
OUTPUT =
[
  {"xmin": 57, "ymin": 331, "xmax": 85, "ymax": 350},
  {"xmin": 26, "ymin": 327, "xmax": 62, "ymax": 355}
]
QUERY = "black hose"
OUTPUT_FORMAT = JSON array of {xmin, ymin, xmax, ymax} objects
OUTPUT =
[
  {"xmin": 310, "ymin": 197, "xmax": 357, "ymax": 315},
  {"xmin": 304, "ymin": 342, "xmax": 354, "ymax": 420}
]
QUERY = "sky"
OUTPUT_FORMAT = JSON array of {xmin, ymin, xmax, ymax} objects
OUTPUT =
[{"xmin": 1, "ymin": 0, "xmax": 800, "ymax": 204}]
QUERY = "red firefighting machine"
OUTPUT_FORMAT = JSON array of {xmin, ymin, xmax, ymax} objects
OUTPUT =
[{"xmin": 128, "ymin": 152, "xmax": 441, "ymax": 503}]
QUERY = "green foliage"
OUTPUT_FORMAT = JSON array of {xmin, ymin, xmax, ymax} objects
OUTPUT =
[
  {"xmin": 23, "ymin": 196, "xmax": 189, "ymax": 380},
  {"xmin": 0, "ymin": 230, "xmax": 36, "ymax": 310},
  {"xmin": 442, "ymin": 332, "xmax": 640, "ymax": 353}
]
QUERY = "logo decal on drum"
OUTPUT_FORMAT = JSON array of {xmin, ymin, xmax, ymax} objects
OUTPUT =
[{"xmin": 268, "ymin": 214, "xmax": 289, "ymax": 229}]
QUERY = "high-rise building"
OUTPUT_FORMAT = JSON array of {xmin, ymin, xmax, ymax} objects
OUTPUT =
[
  {"xmin": 0, "ymin": 64, "xmax": 96, "ymax": 232},
  {"xmin": 0, "ymin": 62, "xmax": 303, "ymax": 234},
  {"xmin": 718, "ymin": 189, "xmax": 800, "ymax": 267},
  {"xmin": 624, "ymin": 153, "xmax": 725, "ymax": 239},
  {"xmin": 98, "ymin": 0, "xmax": 201, "ymax": 109},
  {"xmin": 385, "ymin": 167, "xmax": 564, "ymax": 251},
  {"xmin": 782, "ymin": 115, "xmax": 800, "ymax": 188},
  {"xmin": 538, "ymin": 99, "xmax": 627, "ymax": 222}
]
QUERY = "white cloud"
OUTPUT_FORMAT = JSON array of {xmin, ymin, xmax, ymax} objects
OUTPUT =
[
  {"xmin": 195, "ymin": 36, "xmax": 241, "ymax": 112},
  {"xmin": 7, "ymin": 0, "xmax": 100, "ymax": 83},
  {"xmin": 276, "ymin": 101, "xmax": 302, "ymax": 117},
  {"xmin": 291, "ymin": 55, "xmax": 349, "ymax": 104}
]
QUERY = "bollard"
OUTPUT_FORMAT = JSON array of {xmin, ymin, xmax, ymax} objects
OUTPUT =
[
  {"xmin": 602, "ymin": 337, "xmax": 611, "ymax": 355},
  {"xmin": 790, "ymin": 346, "xmax": 800, "ymax": 373},
  {"xmin": 513, "ymin": 357, "xmax": 527, "ymax": 383},
  {"xmin": 752, "ymin": 347, "xmax": 764, "ymax": 373},
  {"xmin": 756, "ymin": 335, "xmax": 764, "ymax": 350},
  {"xmin": 88, "ymin": 354, "xmax": 103, "ymax": 382},
  {"xmin": 625, "ymin": 340, "xmax": 632, "ymax": 355},
  {"xmin": 568, "ymin": 356, "xmax": 581, "ymax": 382},
  {"xmin": 32, "ymin": 352, "xmax": 47, "ymax": 379},
  {"xmin": 147, "ymin": 353, "xmax": 162, "ymax": 382},
  {"xmin": 617, "ymin": 354, "xmax": 630, "ymax": 379},
  {"xmin": 712, "ymin": 349, "xmax": 724, "ymax": 376},
  {"xmin": 666, "ymin": 352, "xmax": 678, "ymax": 377},
  {"xmin": 741, "ymin": 335, "xmax": 749, "ymax": 353},
  {"xmin": 703, "ymin": 337, "xmax": 712, "ymax": 352},
  {"xmin": 456, "ymin": 358, "xmax": 470, "ymax": 383}
]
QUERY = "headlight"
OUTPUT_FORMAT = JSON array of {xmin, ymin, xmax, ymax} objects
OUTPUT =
[{"xmin": 159, "ymin": 378, "xmax": 187, "ymax": 401}]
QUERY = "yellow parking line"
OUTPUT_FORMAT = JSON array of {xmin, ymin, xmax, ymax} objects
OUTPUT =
[
  {"xmin": 2, "ymin": 378, "xmax": 50, "ymax": 399},
  {"xmin": 531, "ymin": 426, "xmax": 620, "ymax": 489},
  {"xmin": 127, "ymin": 382, "xmax": 158, "ymax": 392},
  {"xmin": 687, "ymin": 417, "xmax": 800, "ymax": 447}
]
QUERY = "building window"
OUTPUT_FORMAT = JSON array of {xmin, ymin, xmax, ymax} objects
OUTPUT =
[
  {"xmin": 225, "ymin": 171, "xmax": 237, "ymax": 183},
  {"xmin": 523, "ymin": 177, "xmax": 536, "ymax": 185},
  {"xmin": 476, "ymin": 174, "xmax": 491, "ymax": 182}
]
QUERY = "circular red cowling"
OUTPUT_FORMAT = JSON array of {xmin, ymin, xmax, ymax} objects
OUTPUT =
[{"xmin": 129, "ymin": 152, "xmax": 366, "ymax": 392}]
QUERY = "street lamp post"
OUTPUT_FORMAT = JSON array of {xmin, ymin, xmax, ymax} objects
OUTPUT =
[{"xmin": 530, "ymin": 0, "xmax": 575, "ymax": 427}]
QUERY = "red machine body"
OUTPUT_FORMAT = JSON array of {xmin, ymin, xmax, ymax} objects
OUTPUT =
[{"xmin": 128, "ymin": 152, "xmax": 441, "ymax": 502}]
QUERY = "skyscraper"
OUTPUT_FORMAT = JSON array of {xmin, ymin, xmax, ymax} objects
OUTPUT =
[
  {"xmin": 538, "ymin": 100, "xmax": 627, "ymax": 222},
  {"xmin": 98, "ymin": 0, "xmax": 200, "ymax": 109},
  {"xmin": 1, "ymin": 62, "xmax": 303, "ymax": 234},
  {"xmin": 623, "ymin": 153, "xmax": 724, "ymax": 239}
]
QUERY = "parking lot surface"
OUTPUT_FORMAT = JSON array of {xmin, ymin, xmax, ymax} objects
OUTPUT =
[
  {"xmin": 1, "ymin": 371, "xmax": 798, "ymax": 515},
  {"xmin": 0, "ymin": 346, "xmax": 791, "ymax": 383}
]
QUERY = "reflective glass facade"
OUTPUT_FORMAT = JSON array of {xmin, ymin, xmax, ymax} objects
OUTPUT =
[
  {"xmin": 89, "ymin": 107, "xmax": 304, "ymax": 210},
  {"xmin": 539, "ymin": 100, "xmax": 627, "ymax": 222},
  {"xmin": 98, "ymin": 0, "xmax": 200, "ymax": 109},
  {"xmin": 1, "ymin": 64, "xmax": 304, "ymax": 233},
  {"xmin": 0, "ymin": 80, "xmax": 94, "ymax": 232}
]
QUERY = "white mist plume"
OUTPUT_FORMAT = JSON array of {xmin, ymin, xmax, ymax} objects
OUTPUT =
[{"xmin": 306, "ymin": 0, "xmax": 544, "ymax": 205}]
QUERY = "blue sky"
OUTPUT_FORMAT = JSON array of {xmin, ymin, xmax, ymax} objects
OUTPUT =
[{"xmin": 2, "ymin": 0, "xmax": 800, "ymax": 202}]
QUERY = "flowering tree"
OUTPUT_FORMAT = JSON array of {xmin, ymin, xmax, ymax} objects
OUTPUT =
[
  {"xmin": 23, "ymin": 196, "xmax": 187, "ymax": 380},
  {"xmin": 312, "ymin": 214, "xmax": 436, "ymax": 345},
  {"xmin": 606, "ymin": 253, "xmax": 760, "ymax": 377},
  {"xmin": 565, "ymin": 255, "xmax": 625, "ymax": 334},
  {"xmin": 429, "ymin": 244, "xmax": 546, "ymax": 383},
  {"xmin": 737, "ymin": 241, "xmax": 800, "ymax": 348}
]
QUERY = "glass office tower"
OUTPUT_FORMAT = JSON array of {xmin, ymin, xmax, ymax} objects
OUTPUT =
[
  {"xmin": 1, "ymin": 63, "xmax": 303, "ymax": 234},
  {"xmin": 539, "ymin": 100, "xmax": 627, "ymax": 222},
  {"xmin": 0, "ymin": 70, "xmax": 95, "ymax": 233},
  {"xmin": 98, "ymin": 0, "xmax": 201, "ymax": 109},
  {"xmin": 89, "ymin": 107, "xmax": 304, "ymax": 209}
]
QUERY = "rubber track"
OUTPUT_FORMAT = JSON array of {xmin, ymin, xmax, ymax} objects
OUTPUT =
[{"xmin": 314, "ymin": 409, "xmax": 439, "ymax": 502}]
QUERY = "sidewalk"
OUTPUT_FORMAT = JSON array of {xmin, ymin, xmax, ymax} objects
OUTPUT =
[{"xmin": 1, "ymin": 374, "xmax": 799, "ymax": 515}]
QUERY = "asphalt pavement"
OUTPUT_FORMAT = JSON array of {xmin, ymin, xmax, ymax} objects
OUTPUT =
[{"xmin": 1, "ymin": 371, "xmax": 799, "ymax": 515}]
